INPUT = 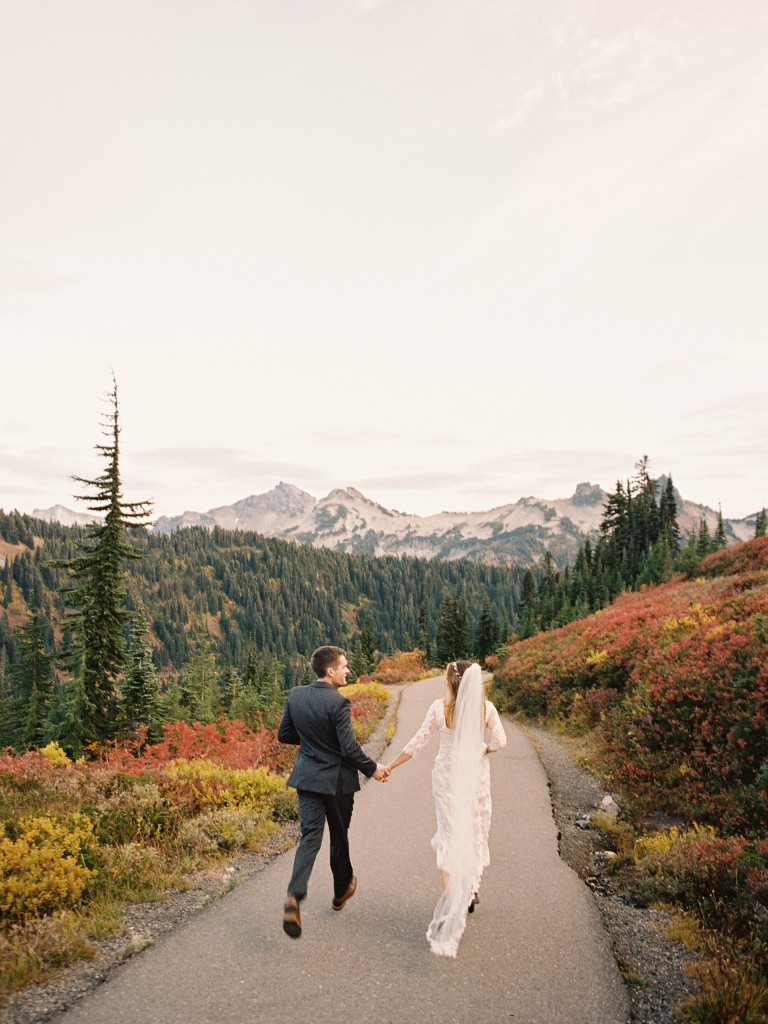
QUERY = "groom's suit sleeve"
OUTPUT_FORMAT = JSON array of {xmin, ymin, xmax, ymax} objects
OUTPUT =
[
  {"xmin": 277, "ymin": 699, "xmax": 300, "ymax": 745},
  {"xmin": 334, "ymin": 696, "xmax": 378, "ymax": 778}
]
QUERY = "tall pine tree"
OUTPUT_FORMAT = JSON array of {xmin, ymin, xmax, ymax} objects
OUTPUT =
[{"xmin": 58, "ymin": 377, "xmax": 152, "ymax": 741}]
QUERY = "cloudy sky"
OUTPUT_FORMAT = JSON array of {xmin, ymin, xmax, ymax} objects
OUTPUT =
[{"xmin": 2, "ymin": 1, "xmax": 766, "ymax": 521}]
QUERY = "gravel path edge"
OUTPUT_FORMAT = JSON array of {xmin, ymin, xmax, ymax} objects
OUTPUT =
[{"xmin": 523, "ymin": 722, "xmax": 698, "ymax": 1024}]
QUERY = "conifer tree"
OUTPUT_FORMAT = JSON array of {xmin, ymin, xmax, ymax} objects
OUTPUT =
[
  {"xmin": 220, "ymin": 661, "xmax": 242, "ymax": 713},
  {"xmin": 122, "ymin": 604, "xmax": 160, "ymax": 736},
  {"xmin": 417, "ymin": 605, "xmax": 432, "ymax": 666},
  {"xmin": 353, "ymin": 612, "xmax": 378, "ymax": 676},
  {"xmin": 474, "ymin": 596, "xmax": 498, "ymax": 664},
  {"xmin": 59, "ymin": 377, "xmax": 152, "ymax": 740},
  {"xmin": 697, "ymin": 517, "xmax": 712, "ymax": 559},
  {"xmin": 659, "ymin": 476, "xmax": 681, "ymax": 548},
  {"xmin": 756, "ymin": 508, "xmax": 767, "ymax": 538},
  {"xmin": 10, "ymin": 609, "xmax": 53, "ymax": 749},
  {"xmin": 520, "ymin": 568, "xmax": 537, "ymax": 615},
  {"xmin": 678, "ymin": 530, "xmax": 702, "ymax": 575},
  {"xmin": 714, "ymin": 506, "xmax": 727, "ymax": 551},
  {"xmin": 243, "ymin": 643, "xmax": 261, "ymax": 690},
  {"xmin": 256, "ymin": 655, "xmax": 285, "ymax": 726},
  {"xmin": 46, "ymin": 646, "xmax": 95, "ymax": 757},
  {"xmin": 180, "ymin": 632, "xmax": 219, "ymax": 723},
  {"xmin": 0, "ymin": 649, "xmax": 14, "ymax": 748},
  {"xmin": 454, "ymin": 595, "xmax": 471, "ymax": 660},
  {"xmin": 435, "ymin": 591, "xmax": 471, "ymax": 663},
  {"xmin": 435, "ymin": 592, "xmax": 457, "ymax": 664},
  {"xmin": 517, "ymin": 568, "xmax": 538, "ymax": 638}
]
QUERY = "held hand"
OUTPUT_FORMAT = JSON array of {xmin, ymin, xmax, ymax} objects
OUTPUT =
[{"xmin": 374, "ymin": 765, "xmax": 391, "ymax": 782}]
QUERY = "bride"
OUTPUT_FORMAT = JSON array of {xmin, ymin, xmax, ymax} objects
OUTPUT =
[{"xmin": 384, "ymin": 660, "xmax": 507, "ymax": 957}]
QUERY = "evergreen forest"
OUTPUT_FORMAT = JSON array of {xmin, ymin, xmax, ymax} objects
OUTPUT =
[{"xmin": 0, "ymin": 506, "xmax": 523, "ymax": 749}]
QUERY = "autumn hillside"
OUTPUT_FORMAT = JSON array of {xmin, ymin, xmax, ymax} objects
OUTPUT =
[{"xmin": 493, "ymin": 536, "xmax": 768, "ymax": 834}]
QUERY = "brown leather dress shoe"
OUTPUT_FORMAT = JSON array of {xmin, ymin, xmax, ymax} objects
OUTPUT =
[
  {"xmin": 283, "ymin": 895, "xmax": 301, "ymax": 938},
  {"xmin": 332, "ymin": 875, "xmax": 357, "ymax": 911}
]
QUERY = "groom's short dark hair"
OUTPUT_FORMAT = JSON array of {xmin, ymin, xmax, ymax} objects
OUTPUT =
[{"xmin": 311, "ymin": 645, "xmax": 345, "ymax": 679}]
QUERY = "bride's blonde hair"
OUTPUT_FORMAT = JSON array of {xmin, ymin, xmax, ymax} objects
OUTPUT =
[{"xmin": 445, "ymin": 660, "xmax": 485, "ymax": 729}]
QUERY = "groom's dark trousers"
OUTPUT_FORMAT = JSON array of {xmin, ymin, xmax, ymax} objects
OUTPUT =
[{"xmin": 277, "ymin": 679, "xmax": 378, "ymax": 901}]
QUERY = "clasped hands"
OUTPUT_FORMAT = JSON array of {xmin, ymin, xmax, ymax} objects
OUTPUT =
[{"xmin": 373, "ymin": 764, "xmax": 392, "ymax": 782}]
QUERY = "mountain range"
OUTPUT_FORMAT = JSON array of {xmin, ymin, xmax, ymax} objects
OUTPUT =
[{"xmin": 33, "ymin": 481, "xmax": 758, "ymax": 568}]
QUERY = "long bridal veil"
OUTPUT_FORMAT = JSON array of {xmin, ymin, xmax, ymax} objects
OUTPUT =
[{"xmin": 427, "ymin": 663, "xmax": 485, "ymax": 957}]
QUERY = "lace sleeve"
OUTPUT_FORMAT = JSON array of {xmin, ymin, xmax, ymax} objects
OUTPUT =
[
  {"xmin": 402, "ymin": 700, "xmax": 439, "ymax": 758},
  {"xmin": 485, "ymin": 701, "xmax": 507, "ymax": 751}
]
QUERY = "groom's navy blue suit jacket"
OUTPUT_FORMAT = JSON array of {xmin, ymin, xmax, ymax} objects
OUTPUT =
[{"xmin": 277, "ymin": 680, "xmax": 378, "ymax": 795}]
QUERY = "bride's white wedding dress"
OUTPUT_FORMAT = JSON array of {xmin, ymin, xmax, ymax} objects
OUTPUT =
[{"xmin": 403, "ymin": 675, "xmax": 507, "ymax": 956}]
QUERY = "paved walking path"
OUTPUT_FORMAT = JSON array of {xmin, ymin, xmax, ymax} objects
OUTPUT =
[{"xmin": 53, "ymin": 675, "xmax": 629, "ymax": 1024}]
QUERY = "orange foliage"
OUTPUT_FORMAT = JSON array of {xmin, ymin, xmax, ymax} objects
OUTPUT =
[{"xmin": 372, "ymin": 649, "xmax": 429, "ymax": 683}]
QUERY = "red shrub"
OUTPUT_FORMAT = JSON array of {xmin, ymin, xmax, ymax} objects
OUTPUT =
[{"xmin": 97, "ymin": 719, "xmax": 295, "ymax": 775}]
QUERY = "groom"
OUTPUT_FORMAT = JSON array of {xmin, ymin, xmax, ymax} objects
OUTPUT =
[{"xmin": 277, "ymin": 645, "xmax": 388, "ymax": 938}]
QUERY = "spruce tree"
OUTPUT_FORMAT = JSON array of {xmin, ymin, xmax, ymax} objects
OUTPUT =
[
  {"xmin": 417, "ymin": 605, "xmax": 432, "ymax": 665},
  {"xmin": 474, "ymin": 596, "xmax": 498, "ymax": 664},
  {"xmin": 355, "ymin": 612, "xmax": 378, "ymax": 675},
  {"xmin": 435, "ymin": 592, "xmax": 457, "ymax": 664},
  {"xmin": 520, "ymin": 569, "xmax": 537, "ymax": 615},
  {"xmin": 435, "ymin": 591, "xmax": 471, "ymax": 663},
  {"xmin": 180, "ymin": 632, "xmax": 219, "ymax": 723},
  {"xmin": 220, "ymin": 661, "xmax": 242, "ymax": 713},
  {"xmin": 0, "ymin": 650, "xmax": 15, "ymax": 748},
  {"xmin": 10, "ymin": 609, "xmax": 53, "ymax": 750},
  {"xmin": 122, "ymin": 604, "xmax": 160, "ymax": 736},
  {"xmin": 59, "ymin": 377, "xmax": 152, "ymax": 741},
  {"xmin": 677, "ymin": 530, "xmax": 701, "ymax": 575},
  {"xmin": 454, "ymin": 596, "xmax": 472, "ymax": 660},
  {"xmin": 755, "ymin": 508, "xmax": 767, "ymax": 538},
  {"xmin": 714, "ymin": 506, "xmax": 727, "ymax": 551},
  {"xmin": 243, "ymin": 643, "xmax": 261, "ymax": 690},
  {"xmin": 46, "ymin": 646, "xmax": 95, "ymax": 757},
  {"xmin": 257, "ymin": 655, "xmax": 285, "ymax": 726},
  {"xmin": 659, "ymin": 476, "xmax": 681, "ymax": 548},
  {"xmin": 697, "ymin": 517, "xmax": 712, "ymax": 559}
]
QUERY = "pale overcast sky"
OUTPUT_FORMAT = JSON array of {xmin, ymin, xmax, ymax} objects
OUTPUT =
[{"xmin": 1, "ymin": 1, "xmax": 766, "ymax": 520}]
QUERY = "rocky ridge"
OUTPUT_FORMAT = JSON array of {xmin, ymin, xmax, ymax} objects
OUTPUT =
[{"xmin": 34, "ymin": 480, "xmax": 758, "ymax": 569}]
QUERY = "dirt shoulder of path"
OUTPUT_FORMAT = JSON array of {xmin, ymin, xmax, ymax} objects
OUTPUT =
[{"xmin": 523, "ymin": 722, "xmax": 698, "ymax": 1024}]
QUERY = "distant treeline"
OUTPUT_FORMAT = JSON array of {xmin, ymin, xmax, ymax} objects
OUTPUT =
[
  {"xmin": 515, "ymin": 458, "xmax": 766, "ymax": 637},
  {"xmin": 0, "ymin": 509, "xmax": 525, "ymax": 688}
]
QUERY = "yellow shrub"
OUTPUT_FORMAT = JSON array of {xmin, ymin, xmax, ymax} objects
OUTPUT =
[
  {"xmin": 0, "ymin": 815, "xmax": 96, "ymax": 925},
  {"xmin": 634, "ymin": 822, "xmax": 717, "ymax": 864},
  {"xmin": 341, "ymin": 682, "xmax": 389, "ymax": 703},
  {"xmin": 38, "ymin": 742, "xmax": 70, "ymax": 767},
  {"xmin": 163, "ymin": 760, "xmax": 286, "ymax": 812},
  {"xmin": 586, "ymin": 649, "xmax": 609, "ymax": 667}
]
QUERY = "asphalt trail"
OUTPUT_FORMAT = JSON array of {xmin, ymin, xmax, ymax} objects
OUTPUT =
[{"xmin": 53, "ymin": 674, "xmax": 629, "ymax": 1024}]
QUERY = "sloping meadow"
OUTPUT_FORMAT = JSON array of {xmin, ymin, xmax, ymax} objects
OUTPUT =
[{"xmin": 493, "ymin": 537, "xmax": 768, "ymax": 833}]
